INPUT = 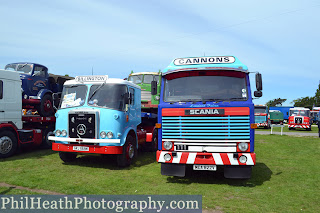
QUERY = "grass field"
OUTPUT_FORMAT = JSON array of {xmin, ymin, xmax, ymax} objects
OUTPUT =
[
  {"xmin": 256, "ymin": 124, "xmax": 318, "ymax": 133},
  {"xmin": 0, "ymin": 135, "xmax": 319, "ymax": 212}
]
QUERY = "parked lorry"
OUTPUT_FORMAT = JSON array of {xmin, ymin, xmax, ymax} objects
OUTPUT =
[
  {"xmin": 254, "ymin": 105, "xmax": 270, "ymax": 128},
  {"xmin": 4, "ymin": 62, "xmax": 73, "ymax": 117},
  {"xmin": 269, "ymin": 110, "xmax": 284, "ymax": 124},
  {"xmin": 288, "ymin": 107, "xmax": 311, "ymax": 131},
  {"xmin": 269, "ymin": 106, "xmax": 292, "ymax": 122},
  {"xmin": 0, "ymin": 69, "xmax": 56, "ymax": 158},
  {"xmin": 310, "ymin": 108, "xmax": 320, "ymax": 125},
  {"xmin": 48, "ymin": 75, "xmax": 158, "ymax": 166},
  {"xmin": 154, "ymin": 56, "xmax": 262, "ymax": 179},
  {"xmin": 128, "ymin": 71, "xmax": 161, "ymax": 113}
]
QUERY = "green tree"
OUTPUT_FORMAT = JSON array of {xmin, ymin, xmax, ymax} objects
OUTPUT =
[
  {"xmin": 292, "ymin": 96, "xmax": 315, "ymax": 109},
  {"xmin": 266, "ymin": 98, "xmax": 287, "ymax": 107}
]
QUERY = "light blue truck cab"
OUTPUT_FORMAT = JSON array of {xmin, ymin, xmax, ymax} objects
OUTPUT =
[
  {"xmin": 155, "ymin": 56, "xmax": 262, "ymax": 179},
  {"xmin": 254, "ymin": 105, "xmax": 270, "ymax": 128},
  {"xmin": 48, "ymin": 75, "xmax": 146, "ymax": 167}
]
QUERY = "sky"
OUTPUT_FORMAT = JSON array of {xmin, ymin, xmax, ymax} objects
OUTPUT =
[{"xmin": 0, "ymin": 0, "xmax": 319, "ymax": 106}]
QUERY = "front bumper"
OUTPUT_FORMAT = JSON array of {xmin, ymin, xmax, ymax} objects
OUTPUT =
[
  {"xmin": 52, "ymin": 142, "xmax": 122, "ymax": 154},
  {"xmin": 48, "ymin": 136, "xmax": 120, "ymax": 144},
  {"xmin": 288, "ymin": 124, "xmax": 310, "ymax": 129},
  {"xmin": 156, "ymin": 151, "xmax": 255, "ymax": 166}
]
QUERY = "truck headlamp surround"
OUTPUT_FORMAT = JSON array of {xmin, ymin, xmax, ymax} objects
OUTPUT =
[
  {"xmin": 238, "ymin": 142, "xmax": 248, "ymax": 152},
  {"xmin": 163, "ymin": 141, "xmax": 173, "ymax": 150},
  {"xmin": 107, "ymin": 131, "xmax": 113, "ymax": 139},
  {"xmin": 55, "ymin": 130, "xmax": 61, "ymax": 137},
  {"xmin": 100, "ymin": 131, "xmax": 107, "ymax": 139},
  {"xmin": 239, "ymin": 155, "xmax": 247, "ymax": 163},
  {"xmin": 61, "ymin": 130, "xmax": 67, "ymax": 137},
  {"xmin": 164, "ymin": 153, "xmax": 172, "ymax": 161}
]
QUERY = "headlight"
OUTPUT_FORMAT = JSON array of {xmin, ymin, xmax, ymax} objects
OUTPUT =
[
  {"xmin": 100, "ymin": 131, "xmax": 107, "ymax": 139},
  {"xmin": 61, "ymin": 130, "xmax": 67, "ymax": 137},
  {"xmin": 164, "ymin": 153, "xmax": 172, "ymax": 161},
  {"xmin": 107, "ymin": 131, "xmax": 113, "ymax": 139},
  {"xmin": 239, "ymin": 155, "xmax": 247, "ymax": 163},
  {"xmin": 238, "ymin": 142, "xmax": 248, "ymax": 152},
  {"xmin": 55, "ymin": 130, "xmax": 61, "ymax": 136},
  {"xmin": 163, "ymin": 141, "xmax": 173, "ymax": 150},
  {"xmin": 155, "ymin": 96, "xmax": 160, "ymax": 100},
  {"xmin": 24, "ymin": 94, "xmax": 28, "ymax": 99}
]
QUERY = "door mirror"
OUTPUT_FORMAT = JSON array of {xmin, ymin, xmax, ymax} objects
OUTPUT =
[
  {"xmin": 255, "ymin": 73, "xmax": 262, "ymax": 91},
  {"xmin": 52, "ymin": 92, "xmax": 61, "ymax": 109},
  {"xmin": 123, "ymin": 93, "xmax": 129, "ymax": 105},
  {"xmin": 151, "ymin": 80, "xmax": 157, "ymax": 95},
  {"xmin": 254, "ymin": 91, "xmax": 262, "ymax": 97}
]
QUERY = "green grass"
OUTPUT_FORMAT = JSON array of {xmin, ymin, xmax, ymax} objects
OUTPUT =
[
  {"xmin": 256, "ymin": 125, "xmax": 318, "ymax": 133},
  {"xmin": 0, "ymin": 135, "xmax": 320, "ymax": 212}
]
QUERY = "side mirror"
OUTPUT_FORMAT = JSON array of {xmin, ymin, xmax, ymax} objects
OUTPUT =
[
  {"xmin": 254, "ymin": 91, "xmax": 262, "ymax": 97},
  {"xmin": 52, "ymin": 92, "xmax": 61, "ymax": 109},
  {"xmin": 255, "ymin": 73, "xmax": 262, "ymax": 91},
  {"xmin": 124, "ymin": 93, "xmax": 129, "ymax": 105},
  {"xmin": 151, "ymin": 81, "xmax": 157, "ymax": 95}
]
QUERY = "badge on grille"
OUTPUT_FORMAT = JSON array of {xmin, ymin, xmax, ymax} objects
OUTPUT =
[{"xmin": 77, "ymin": 124, "xmax": 86, "ymax": 135}]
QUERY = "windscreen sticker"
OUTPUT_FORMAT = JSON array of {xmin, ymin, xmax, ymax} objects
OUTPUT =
[
  {"xmin": 61, "ymin": 93, "xmax": 79, "ymax": 108},
  {"xmin": 242, "ymin": 89, "xmax": 247, "ymax": 98}
]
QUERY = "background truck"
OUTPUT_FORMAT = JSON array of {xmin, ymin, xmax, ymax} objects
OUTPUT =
[
  {"xmin": 4, "ymin": 62, "xmax": 73, "ymax": 117},
  {"xmin": 48, "ymin": 75, "xmax": 158, "ymax": 167},
  {"xmin": 127, "ymin": 71, "xmax": 161, "ymax": 113},
  {"xmin": 154, "ymin": 56, "xmax": 262, "ymax": 179},
  {"xmin": 0, "ymin": 69, "xmax": 56, "ymax": 158},
  {"xmin": 254, "ymin": 105, "xmax": 270, "ymax": 128},
  {"xmin": 269, "ymin": 106, "xmax": 293, "ymax": 122},
  {"xmin": 269, "ymin": 110, "xmax": 284, "ymax": 124},
  {"xmin": 310, "ymin": 108, "xmax": 320, "ymax": 125},
  {"xmin": 288, "ymin": 107, "xmax": 311, "ymax": 131}
]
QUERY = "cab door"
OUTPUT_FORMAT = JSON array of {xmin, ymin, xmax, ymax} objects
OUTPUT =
[
  {"xmin": 30, "ymin": 65, "xmax": 49, "ymax": 96},
  {"xmin": 0, "ymin": 80, "xmax": 4, "ymax": 121}
]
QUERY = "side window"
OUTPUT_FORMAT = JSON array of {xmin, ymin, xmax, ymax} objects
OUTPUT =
[
  {"xmin": 0, "ymin": 80, "xmax": 3, "ymax": 99},
  {"xmin": 33, "ymin": 66, "xmax": 46, "ymax": 77},
  {"xmin": 129, "ymin": 88, "xmax": 135, "ymax": 105}
]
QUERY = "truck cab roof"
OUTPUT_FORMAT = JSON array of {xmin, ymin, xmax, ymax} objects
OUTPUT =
[{"xmin": 64, "ymin": 77, "xmax": 141, "ymax": 89}]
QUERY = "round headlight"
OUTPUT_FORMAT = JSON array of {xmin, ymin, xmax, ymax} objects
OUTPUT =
[
  {"xmin": 61, "ymin": 130, "xmax": 67, "ymax": 137},
  {"xmin": 55, "ymin": 130, "xmax": 61, "ymax": 136},
  {"xmin": 100, "ymin": 131, "xmax": 107, "ymax": 139},
  {"xmin": 163, "ymin": 141, "xmax": 173, "ymax": 150},
  {"xmin": 239, "ymin": 155, "xmax": 247, "ymax": 164},
  {"xmin": 155, "ymin": 96, "xmax": 160, "ymax": 100},
  {"xmin": 238, "ymin": 142, "xmax": 248, "ymax": 152},
  {"xmin": 24, "ymin": 94, "xmax": 28, "ymax": 99},
  {"xmin": 164, "ymin": 153, "xmax": 172, "ymax": 161},
  {"xmin": 107, "ymin": 131, "xmax": 113, "ymax": 139}
]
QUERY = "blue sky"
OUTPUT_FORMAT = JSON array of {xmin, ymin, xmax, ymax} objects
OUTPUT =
[{"xmin": 1, "ymin": 0, "xmax": 319, "ymax": 106}]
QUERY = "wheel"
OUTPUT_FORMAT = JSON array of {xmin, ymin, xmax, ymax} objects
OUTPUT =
[
  {"xmin": 41, "ymin": 126, "xmax": 55, "ymax": 148},
  {"xmin": 37, "ymin": 94, "xmax": 54, "ymax": 117},
  {"xmin": 306, "ymin": 127, "xmax": 311, "ymax": 131},
  {"xmin": 318, "ymin": 129, "xmax": 320, "ymax": 138},
  {"xmin": 288, "ymin": 127, "xmax": 293, "ymax": 130},
  {"xmin": 117, "ymin": 135, "xmax": 137, "ymax": 167},
  {"xmin": 147, "ymin": 129, "xmax": 158, "ymax": 152},
  {"xmin": 59, "ymin": 152, "xmax": 77, "ymax": 162},
  {"xmin": 0, "ymin": 131, "xmax": 18, "ymax": 158}
]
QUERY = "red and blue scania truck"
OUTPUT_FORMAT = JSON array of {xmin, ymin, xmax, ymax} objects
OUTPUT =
[{"xmin": 154, "ymin": 56, "xmax": 262, "ymax": 179}]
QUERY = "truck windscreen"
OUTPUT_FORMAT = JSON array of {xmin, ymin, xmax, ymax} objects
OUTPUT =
[
  {"xmin": 254, "ymin": 108, "xmax": 267, "ymax": 114},
  {"xmin": 88, "ymin": 84, "xmax": 128, "ymax": 111},
  {"xmin": 60, "ymin": 85, "xmax": 87, "ymax": 109},
  {"xmin": 289, "ymin": 110, "xmax": 310, "ymax": 117},
  {"xmin": 163, "ymin": 75, "xmax": 247, "ymax": 102}
]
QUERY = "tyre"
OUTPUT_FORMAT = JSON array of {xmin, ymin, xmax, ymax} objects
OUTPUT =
[
  {"xmin": 0, "ymin": 131, "xmax": 18, "ymax": 158},
  {"xmin": 41, "ymin": 126, "xmax": 55, "ymax": 148},
  {"xmin": 318, "ymin": 129, "xmax": 320, "ymax": 138},
  {"xmin": 37, "ymin": 94, "xmax": 54, "ymax": 117},
  {"xmin": 288, "ymin": 127, "xmax": 293, "ymax": 130},
  {"xmin": 117, "ymin": 135, "xmax": 137, "ymax": 167},
  {"xmin": 306, "ymin": 127, "xmax": 311, "ymax": 131},
  {"xmin": 59, "ymin": 152, "xmax": 77, "ymax": 162}
]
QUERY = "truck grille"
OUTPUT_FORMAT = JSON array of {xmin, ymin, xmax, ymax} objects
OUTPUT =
[
  {"xmin": 255, "ymin": 115, "xmax": 266, "ymax": 124},
  {"xmin": 295, "ymin": 117, "xmax": 303, "ymax": 124},
  {"xmin": 162, "ymin": 116, "xmax": 250, "ymax": 140},
  {"xmin": 141, "ymin": 90, "xmax": 152, "ymax": 101},
  {"xmin": 69, "ymin": 113, "xmax": 96, "ymax": 139}
]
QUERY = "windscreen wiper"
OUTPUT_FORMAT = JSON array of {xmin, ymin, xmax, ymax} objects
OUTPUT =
[{"xmin": 88, "ymin": 82, "xmax": 105, "ymax": 100}]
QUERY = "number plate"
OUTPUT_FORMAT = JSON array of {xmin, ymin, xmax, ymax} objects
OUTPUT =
[
  {"xmin": 193, "ymin": 165, "xmax": 217, "ymax": 171},
  {"xmin": 73, "ymin": 146, "xmax": 89, "ymax": 151}
]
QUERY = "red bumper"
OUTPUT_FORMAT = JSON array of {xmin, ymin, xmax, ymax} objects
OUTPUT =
[
  {"xmin": 157, "ymin": 151, "xmax": 256, "ymax": 166},
  {"xmin": 288, "ymin": 124, "xmax": 310, "ymax": 129},
  {"xmin": 52, "ymin": 143, "xmax": 123, "ymax": 154}
]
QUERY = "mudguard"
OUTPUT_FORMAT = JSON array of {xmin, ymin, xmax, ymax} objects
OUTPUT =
[
  {"xmin": 37, "ymin": 89, "xmax": 53, "ymax": 99},
  {"xmin": 122, "ymin": 127, "xmax": 138, "ymax": 148}
]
